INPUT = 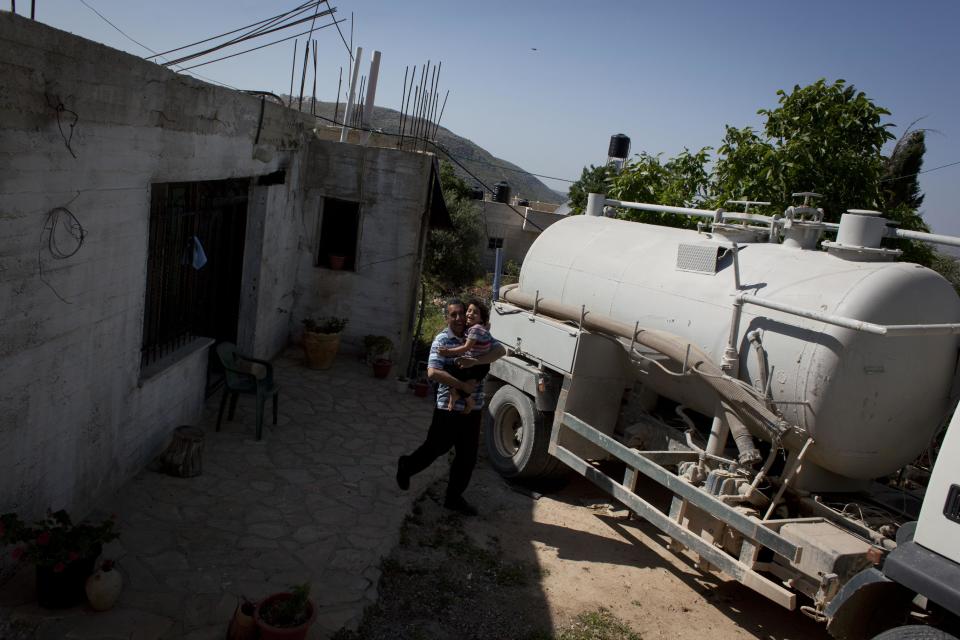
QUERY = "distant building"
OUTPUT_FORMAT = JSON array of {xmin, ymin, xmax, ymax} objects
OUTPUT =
[{"xmin": 478, "ymin": 198, "xmax": 566, "ymax": 270}]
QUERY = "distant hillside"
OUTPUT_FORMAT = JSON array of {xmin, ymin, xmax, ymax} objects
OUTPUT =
[{"xmin": 306, "ymin": 100, "xmax": 561, "ymax": 204}]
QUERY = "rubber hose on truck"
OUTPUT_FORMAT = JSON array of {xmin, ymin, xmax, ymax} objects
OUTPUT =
[{"xmin": 498, "ymin": 285, "xmax": 807, "ymax": 455}]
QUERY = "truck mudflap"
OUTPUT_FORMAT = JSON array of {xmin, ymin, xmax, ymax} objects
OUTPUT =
[
  {"xmin": 823, "ymin": 568, "xmax": 911, "ymax": 640},
  {"xmin": 551, "ymin": 411, "xmax": 800, "ymax": 610},
  {"xmin": 883, "ymin": 540, "xmax": 960, "ymax": 618}
]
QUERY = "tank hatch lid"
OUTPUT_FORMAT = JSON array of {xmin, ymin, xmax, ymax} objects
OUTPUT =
[{"xmin": 676, "ymin": 241, "xmax": 730, "ymax": 274}]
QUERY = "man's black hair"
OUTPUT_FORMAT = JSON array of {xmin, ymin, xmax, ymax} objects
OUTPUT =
[{"xmin": 444, "ymin": 298, "xmax": 465, "ymax": 316}]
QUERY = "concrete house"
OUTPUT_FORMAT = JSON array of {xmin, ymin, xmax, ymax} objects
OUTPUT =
[
  {"xmin": 0, "ymin": 13, "xmax": 449, "ymax": 518},
  {"xmin": 478, "ymin": 199, "xmax": 565, "ymax": 270}
]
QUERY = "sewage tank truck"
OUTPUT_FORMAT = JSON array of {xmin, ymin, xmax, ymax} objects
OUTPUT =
[{"xmin": 483, "ymin": 193, "xmax": 960, "ymax": 639}]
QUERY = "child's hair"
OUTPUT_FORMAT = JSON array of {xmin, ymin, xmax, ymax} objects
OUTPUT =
[{"xmin": 466, "ymin": 298, "xmax": 489, "ymax": 324}]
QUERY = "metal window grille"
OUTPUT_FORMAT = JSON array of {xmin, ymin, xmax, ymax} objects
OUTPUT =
[{"xmin": 141, "ymin": 179, "xmax": 248, "ymax": 369}]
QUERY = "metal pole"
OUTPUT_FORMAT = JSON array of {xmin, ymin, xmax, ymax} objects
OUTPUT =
[
  {"xmin": 333, "ymin": 66, "xmax": 342, "ymax": 123},
  {"xmin": 492, "ymin": 247, "xmax": 504, "ymax": 302},
  {"xmin": 310, "ymin": 41, "xmax": 317, "ymax": 116},
  {"xmin": 893, "ymin": 228, "xmax": 960, "ymax": 249},
  {"xmin": 433, "ymin": 89, "xmax": 449, "ymax": 139},
  {"xmin": 297, "ymin": 39, "xmax": 310, "ymax": 111},
  {"xmin": 32, "ymin": 0, "xmax": 36, "ymax": 19},
  {"xmin": 340, "ymin": 46, "xmax": 363, "ymax": 142},
  {"xmin": 288, "ymin": 40, "xmax": 298, "ymax": 108},
  {"xmin": 401, "ymin": 65, "xmax": 416, "ymax": 148},
  {"xmin": 398, "ymin": 65, "xmax": 409, "ymax": 148},
  {"xmin": 586, "ymin": 193, "xmax": 605, "ymax": 217}
]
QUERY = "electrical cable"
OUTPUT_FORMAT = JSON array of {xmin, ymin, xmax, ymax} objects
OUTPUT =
[
  {"xmin": 38, "ymin": 206, "xmax": 86, "ymax": 304},
  {"xmin": 77, "ymin": 0, "xmax": 155, "ymax": 57},
  {"xmin": 45, "ymin": 94, "xmax": 79, "ymax": 158},
  {"xmin": 324, "ymin": 0, "xmax": 353, "ymax": 60},
  {"xmin": 146, "ymin": 0, "xmax": 321, "ymax": 59},
  {"xmin": 881, "ymin": 159, "xmax": 960, "ymax": 183},
  {"xmin": 164, "ymin": 8, "xmax": 336, "ymax": 67},
  {"xmin": 179, "ymin": 19, "xmax": 344, "ymax": 71},
  {"xmin": 75, "ymin": 0, "xmax": 242, "ymax": 90}
]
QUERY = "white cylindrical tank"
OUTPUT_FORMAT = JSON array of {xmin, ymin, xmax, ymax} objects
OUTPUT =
[{"xmin": 519, "ymin": 215, "xmax": 960, "ymax": 480}]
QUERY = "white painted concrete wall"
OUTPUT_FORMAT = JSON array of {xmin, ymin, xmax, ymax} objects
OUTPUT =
[
  {"xmin": 296, "ymin": 139, "xmax": 434, "ymax": 371},
  {"xmin": 478, "ymin": 201, "xmax": 565, "ymax": 270},
  {"xmin": 0, "ymin": 14, "xmax": 308, "ymax": 518}
]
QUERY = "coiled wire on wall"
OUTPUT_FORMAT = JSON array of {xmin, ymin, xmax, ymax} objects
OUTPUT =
[{"xmin": 38, "ymin": 206, "xmax": 86, "ymax": 303}]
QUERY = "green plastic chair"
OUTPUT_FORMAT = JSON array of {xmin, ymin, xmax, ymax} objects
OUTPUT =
[{"xmin": 215, "ymin": 342, "xmax": 279, "ymax": 441}]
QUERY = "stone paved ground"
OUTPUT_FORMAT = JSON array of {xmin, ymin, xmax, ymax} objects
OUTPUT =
[{"xmin": 0, "ymin": 350, "xmax": 446, "ymax": 639}]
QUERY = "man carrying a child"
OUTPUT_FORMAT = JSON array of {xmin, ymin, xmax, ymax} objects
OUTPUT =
[{"xmin": 396, "ymin": 297, "xmax": 505, "ymax": 516}]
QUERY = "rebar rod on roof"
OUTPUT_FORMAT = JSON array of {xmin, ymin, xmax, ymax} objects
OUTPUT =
[
  {"xmin": 288, "ymin": 39, "xmax": 298, "ymax": 108},
  {"xmin": 340, "ymin": 46, "xmax": 362, "ymax": 141},
  {"xmin": 427, "ymin": 62, "xmax": 438, "ymax": 138},
  {"xmin": 398, "ymin": 65, "xmax": 409, "ymax": 149},
  {"xmin": 401, "ymin": 65, "xmax": 416, "ymax": 149},
  {"xmin": 433, "ymin": 89, "xmax": 449, "ymax": 140},
  {"xmin": 355, "ymin": 75, "xmax": 365, "ymax": 128},
  {"xmin": 311, "ymin": 41, "xmax": 318, "ymax": 116},
  {"xmin": 298, "ymin": 39, "xmax": 310, "ymax": 111},
  {"xmin": 334, "ymin": 66, "xmax": 342, "ymax": 124},
  {"xmin": 415, "ymin": 61, "xmax": 428, "ymax": 150}
]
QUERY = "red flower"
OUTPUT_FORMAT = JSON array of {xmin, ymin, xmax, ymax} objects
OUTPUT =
[
  {"xmin": 68, "ymin": 551, "xmax": 80, "ymax": 562},
  {"xmin": 10, "ymin": 547, "xmax": 24, "ymax": 561},
  {"xmin": 36, "ymin": 531, "xmax": 51, "ymax": 546},
  {"xmin": 53, "ymin": 562, "xmax": 66, "ymax": 573}
]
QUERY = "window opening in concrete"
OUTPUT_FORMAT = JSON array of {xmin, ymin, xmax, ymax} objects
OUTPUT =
[
  {"xmin": 488, "ymin": 237, "xmax": 504, "ymax": 249},
  {"xmin": 142, "ymin": 179, "xmax": 249, "ymax": 384},
  {"xmin": 316, "ymin": 197, "xmax": 360, "ymax": 271}
]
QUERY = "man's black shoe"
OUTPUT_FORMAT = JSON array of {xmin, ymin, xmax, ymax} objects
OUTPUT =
[
  {"xmin": 443, "ymin": 496, "xmax": 478, "ymax": 517},
  {"xmin": 396, "ymin": 456, "xmax": 410, "ymax": 490}
]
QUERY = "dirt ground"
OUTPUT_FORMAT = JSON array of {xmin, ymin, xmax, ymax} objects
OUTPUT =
[{"xmin": 337, "ymin": 449, "xmax": 831, "ymax": 640}]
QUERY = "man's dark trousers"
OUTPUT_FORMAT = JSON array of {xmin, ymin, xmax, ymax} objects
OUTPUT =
[{"xmin": 405, "ymin": 407, "xmax": 481, "ymax": 500}]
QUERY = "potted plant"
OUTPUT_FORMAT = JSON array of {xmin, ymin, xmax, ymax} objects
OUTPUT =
[
  {"xmin": 362, "ymin": 335, "xmax": 394, "ymax": 378},
  {"xmin": 0, "ymin": 510, "xmax": 118, "ymax": 609},
  {"xmin": 302, "ymin": 316, "xmax": 347, "ymax": 370},
  {"xmin": 254, "ymin": 583, "xmax": 316, "ymax": 640},
  {"xmin": 395, "ymin": 375, "xmax": 410, "ymax": 394}
]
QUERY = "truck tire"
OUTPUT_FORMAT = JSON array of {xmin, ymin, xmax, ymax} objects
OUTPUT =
[
  {"xmin": 871, "ymin": 626, "xmax": 958, "ymax": 640},
  {"xmin": 485, "ymin": 385, "xmax": 564, "ymax": 480}
]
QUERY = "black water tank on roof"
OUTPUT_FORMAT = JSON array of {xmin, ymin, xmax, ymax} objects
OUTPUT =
[
  {"xmin": 608, "ymin": 133, "xmax": 631, "ymax": 160},
  {"xmin": 469, "ymin": 187, "xmax": 485, "ymax": 200},
  {"xmin": 493, "ymin": 181, "xmax": 511, "ymax": 204}
]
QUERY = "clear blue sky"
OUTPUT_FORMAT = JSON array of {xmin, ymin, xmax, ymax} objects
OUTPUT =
[{"xmin": 26, "ymin": 0, "xmax": 960, "ymax": 235}]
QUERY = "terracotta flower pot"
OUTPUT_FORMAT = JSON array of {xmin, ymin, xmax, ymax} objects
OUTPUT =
[
  {"xmin": 254, "ymin": 593, "xmax": 317, "ymax": 640},
  {"xmin": 372, "ymin": 359, "xmax": 392, "ymax": 379},
  {"xmin": 302, "ymin": 331, "xmax": 340, "ymax": 370},
  {"xmin": 328, "ymin": 254, "xmax": 346, "ymax": 270},
  {"xmin": 413, "ymin": 381, "xmax": 429, "ymax": 397}
]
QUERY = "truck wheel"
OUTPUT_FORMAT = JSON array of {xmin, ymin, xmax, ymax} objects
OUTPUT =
[
  {"xmin": 485, "ymin": 385, "xmax": 564, "ymax": 480},
  {"xmin": 872, "ymin": 626, "xmax": 958, "ymax": 640}
]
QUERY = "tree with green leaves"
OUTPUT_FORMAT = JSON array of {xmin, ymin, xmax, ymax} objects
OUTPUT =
[
  {"xmin": 714, "ymin": 78, "xmax": 895, "ymax": 217},
  {"xmin": 564, "ymin": 78, "xmax": 956, "ymax": 279},
  {"xmin": 424, "ymin": 161, "xmax": 485, "ymax": 292},
  {"xmin": 568, "ymin": 164, "xmax": 614, "ymax": 214},
  {"xmin": 608, "ymin": 148, "xmax": 713, "ymax": 229}
]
